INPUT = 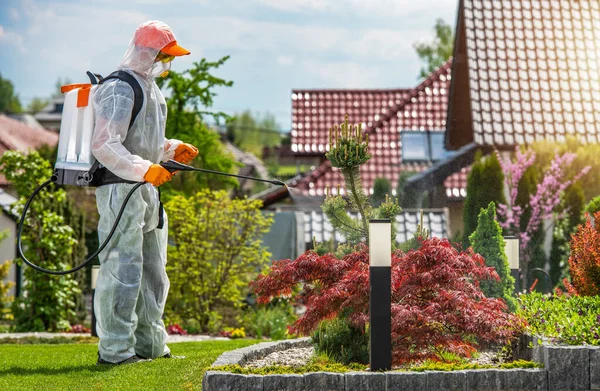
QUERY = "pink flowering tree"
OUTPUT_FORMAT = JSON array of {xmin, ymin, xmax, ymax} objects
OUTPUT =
[{"xmin": 495, "ymin": 147, "xmax": 590, "ymax": 288}]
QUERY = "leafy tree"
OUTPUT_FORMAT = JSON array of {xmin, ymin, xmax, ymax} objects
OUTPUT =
[
  {"xmin": 463, "ymin": 150, "xmax": 505, "ymax": 247},
  {"xmin": 0, "ymin": 74, "xmax": 22, "ymax": 113},
  {"xmin": 251, "ymin": 239, "xmax": 525, "ymax": 364},
  {"xmin": 469, "ymin": 202, "xmax": 516, "ymax": 311},
  {"xmin": 226, "ymin": 110, "xmax": 282, "ymax": 157},
  {"xmin": 27, "ymin": 97, "xmax": 48, "ymax": 114},
  {"xmin": 413, "ymin": 19, "xmax": 454, "ymax": 79},
  {"xmin": 564, "ymin": 211, "xmax": 600, "ymax": 296},
  {"xmin": 156, "ymin": 57, "xmax": 239, "ymax": 197},
  {"xmin": 0, "ymin": 230, "xmax": 15, "ymax": 322},
  {"xmin": 164, "ymin": 189, "xmax": 273, "ymax": 332},
  {"xmin": 0, "ymin": 151, "xmax": 80, "ymax": 331},
  {"xmin": 371, "ymin": 177, "xmax": 391, "ymax": 207}
]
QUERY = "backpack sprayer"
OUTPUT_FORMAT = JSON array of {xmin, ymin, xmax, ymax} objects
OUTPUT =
[{"xmin": 17, "ymin": 71, "xmax": 288, "ymax": 276}]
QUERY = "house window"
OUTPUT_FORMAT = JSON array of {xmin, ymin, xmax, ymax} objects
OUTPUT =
[
  {"xmin": 401, "ymin": 130, "xmax": 452, "ymax": 162},
  {"xmin": 401, "ymin": 132, "xmax": 428, "ymax": 161}
]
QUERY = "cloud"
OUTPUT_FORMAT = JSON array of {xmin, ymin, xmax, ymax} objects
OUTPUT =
[
  {"xmin": 255, "ymin": 0, "xmax": 458, "ymax": 20},
  {"xmin": 256, "ymin": 0, "xmax": 328, "ymax": 13},
  {"xmin": 277, "ymin": 56, "xmax": 294, "ymax": 66},
  {"xmin": 299, "ymin": 59, "xmax": 383, "ymax": 87},
  {"xmin": 174, "ymin": 15, "xmax": 431, "ymax": 63},
  {"xmin": 9, "ymin": 8, "xmax": 20, "ymax": 21},
  {"xmin": 0, "ymin": 25, "xmax": 27, "ymax": 54}
]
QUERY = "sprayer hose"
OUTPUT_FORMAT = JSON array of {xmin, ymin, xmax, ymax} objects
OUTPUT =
[{"xmin": 17, "ymin": 180, "xmax": 145, "ymax": 275}]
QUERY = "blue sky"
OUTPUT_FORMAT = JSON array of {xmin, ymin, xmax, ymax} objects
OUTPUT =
[{"xmin": 0, "ymin": 0, "xmax": 457, "ymax": 130}]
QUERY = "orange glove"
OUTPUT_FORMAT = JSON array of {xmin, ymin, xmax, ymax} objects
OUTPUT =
[
  {"xmin": 173, "ymin": 143, "xmax": 198, "ymax": 164},
  {"xmin": 144, "ymin": 164, "xmax": 173, "ymax": 186}
]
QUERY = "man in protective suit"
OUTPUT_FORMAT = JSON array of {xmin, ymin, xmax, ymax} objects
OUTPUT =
[{"xmin": 92, "ymin": 20, "xmax": 198, "ymax": 365}]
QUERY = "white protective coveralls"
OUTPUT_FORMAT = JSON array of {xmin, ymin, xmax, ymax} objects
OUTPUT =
[{"xmin": 91, "ymin": 20, "xmax": 187, "ymax": 363}]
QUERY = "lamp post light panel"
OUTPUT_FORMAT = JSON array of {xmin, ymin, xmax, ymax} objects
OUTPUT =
[
  {"xmin": 504, "ymin": 236, "xmax": 520, "ymax": 270},
  {"xmin": 369, "ymin": 221, "xmax": 392, "ymax": 267}
]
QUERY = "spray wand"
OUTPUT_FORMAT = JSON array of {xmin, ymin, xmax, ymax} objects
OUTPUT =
[{"xmin": 17, "ymin": 161, "xmax": 289, "ymax": 275}]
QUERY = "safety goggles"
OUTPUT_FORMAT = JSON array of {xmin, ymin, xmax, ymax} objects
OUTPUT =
[{"xmin": 156, "ymin": 52, "xmax": 175, "ymax": 63}]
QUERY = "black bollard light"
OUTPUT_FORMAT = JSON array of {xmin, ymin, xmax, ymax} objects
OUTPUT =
[
  {"xmin": 91, "ymin": 265, "xmax": 100, "ymax": 337},
  {"xmin": 369, "ymin": 219, "xmax": 392, "ymax": 371}
]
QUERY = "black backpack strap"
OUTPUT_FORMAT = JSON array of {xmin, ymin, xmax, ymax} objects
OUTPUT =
[{"xmin": 99, "ymin": 70, "xmax": 144, "ymax": 130}]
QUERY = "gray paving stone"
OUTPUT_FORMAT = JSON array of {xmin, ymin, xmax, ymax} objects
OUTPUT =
[
  {"xmin": 466, "ymin": 369, "xmax": 500, "ymax": 390},
  {"xmin": 263, "ymin": 374, "xmax": 304, "ymax": 391},
  {"xmin": 427, "ymin": 370, "xmax": 466, "ymax": 391},
  {"xmin": 544, "ymin": 346, "xmax": 589, "ymax": 391},
  {"xmin": 202, "ymin": 371, "xmax": 262, "ymax": 391},
  {"xmin": 386, "ymin": 371, "xmax": 427, "ymax": 391},
  {"xmin": 520, "ymin": 368, "xmax": 547, "ymax": 391},
  {"xmin": 591, "ymin": 347, "xmax": 600, "ymax": 390},
  {"xmin": 344, "ymin": 372, "xmax": 385, "ymax": 391},
  {"xmin": 304, "ymin": 372, "xmax": 344, "ymax": 391}
]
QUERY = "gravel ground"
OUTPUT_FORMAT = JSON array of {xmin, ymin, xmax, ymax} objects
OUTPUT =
[
  {"xmin": 243, "ymin": 346, "xmax": 504, "ymax": 369},
  {"xmin": 244, "ymin": 347, "xmax": 316, "ymax": 368}
]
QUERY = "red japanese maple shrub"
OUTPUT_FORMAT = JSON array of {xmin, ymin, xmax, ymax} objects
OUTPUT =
[
  {"xmin": 563, "ymin": 212, "xmax": 600, "ymax": 296},
  {"xmin": 251, "ymin": 237, "xmax": 525, "ymax": 364}
]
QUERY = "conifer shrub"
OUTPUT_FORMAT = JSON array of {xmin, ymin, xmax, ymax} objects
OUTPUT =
[
  {"xmin": 469, "ymin": 202, "xmax": 516, "ymax": 311},
  {"xmin": 463, "ymin": 151, "xmax": 505, "ymax": 247}
]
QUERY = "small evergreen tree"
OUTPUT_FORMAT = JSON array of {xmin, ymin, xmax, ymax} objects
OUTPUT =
[
  {"xmin": 321, "ymin": 115, "xmax": 402, "ymax": 246},
  {"xmin": 469, "ymin": 202, "xmax": 516, "ymax": 311},
  {"xmin": 463, "ymin": 151, "xmax": 506, "ymax": 247}
]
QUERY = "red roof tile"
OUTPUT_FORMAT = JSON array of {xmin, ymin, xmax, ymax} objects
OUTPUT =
[
  {"xmin": 448, "ymin": 0, "xmax": 600, "ymax": 149},
  {"xmin": 444, "ymin": 167, "xmax": 469, "ymax": 200},
  {"xmin": 0, "ymin": 114, "xmax": 59, "ymax": 185},
  {"xmin": 293, "ymin": 61, "xmax": 453, "ymax": 196}
]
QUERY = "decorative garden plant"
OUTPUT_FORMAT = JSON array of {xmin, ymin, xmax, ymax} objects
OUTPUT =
[{"xmin": 251, "ymin": 116, "xmax": 525, "ymax": 365}]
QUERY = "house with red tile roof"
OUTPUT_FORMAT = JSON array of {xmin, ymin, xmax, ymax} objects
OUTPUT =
[
  {"xmin": 253, "ymin": 63, "xmax": 457, "ymax": 244},
  {"xmin": 258, "ymin": 0, "xmax": 600, "ymax": 242},
  {"xmin": 406, "ymin": 0, "xmax": 600, "ymax": 236},
  {"xmin": 290, "ymin": 63, "xmax": 454, "ymax": 199}
]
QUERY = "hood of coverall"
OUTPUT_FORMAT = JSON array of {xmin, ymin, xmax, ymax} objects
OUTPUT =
[{"xmin": 117, "ymin": 20, "xmax": 190, "ymax": 80}]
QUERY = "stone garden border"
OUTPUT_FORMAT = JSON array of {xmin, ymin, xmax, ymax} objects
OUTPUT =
[{"xmin": 202, "ymin": 337, "xmax": 600, "ymax": 391}]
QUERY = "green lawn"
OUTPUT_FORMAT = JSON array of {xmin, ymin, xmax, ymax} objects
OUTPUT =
[{"xmin": 0, "ymin": 339, "xmax": 259, "ymax": 391}]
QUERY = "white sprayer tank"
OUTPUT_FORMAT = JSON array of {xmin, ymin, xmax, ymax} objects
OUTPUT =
[{"xmin": 53, "ymin": 84, "xmax": 99, "ymax": 186}]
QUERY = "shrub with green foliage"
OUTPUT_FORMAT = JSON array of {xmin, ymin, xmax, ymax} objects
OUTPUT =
[
  {"xmin": 164, "ymin": 189, "xmax": 273, "ymax": 332},
  {"xmin": 312, "ymin": 317, "xmax": 369, "ymax": 365},
  {"xmin": 371, "ymin": 177, "xmax": 391, "ymax": 207},
  {"xmin": 469, "ymin": 202, "xmax": 516, "ymax": 311},
  {"xmin": 242, "ymin": 302, "xmax": 296, "ymax": 340},
  {"xmin": 0, "ymin": 151, "xmax": 81, "ymax": 331},
  {"xmin": 549, "ymin": 183, "xmax": 584, "ymax": 288},
  {"xmin": 463, "ymin": 150, "xmax": 505, "ymax": 247},
  {"xmin": 0, "ymin": 230, "xmax": 14, "ymax": 321},
  {"xmin": 517, "ymin": 292, "xmax": 600, "ymax": 345}
]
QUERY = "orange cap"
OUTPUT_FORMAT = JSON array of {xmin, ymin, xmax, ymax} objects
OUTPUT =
[
  {"xmin": 134, "ymin": 21, "xmax": 190, "ymax": 57},
  {"xmin": 161, "ymin": 41, "xmax": 191, "ymax": 56}
]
